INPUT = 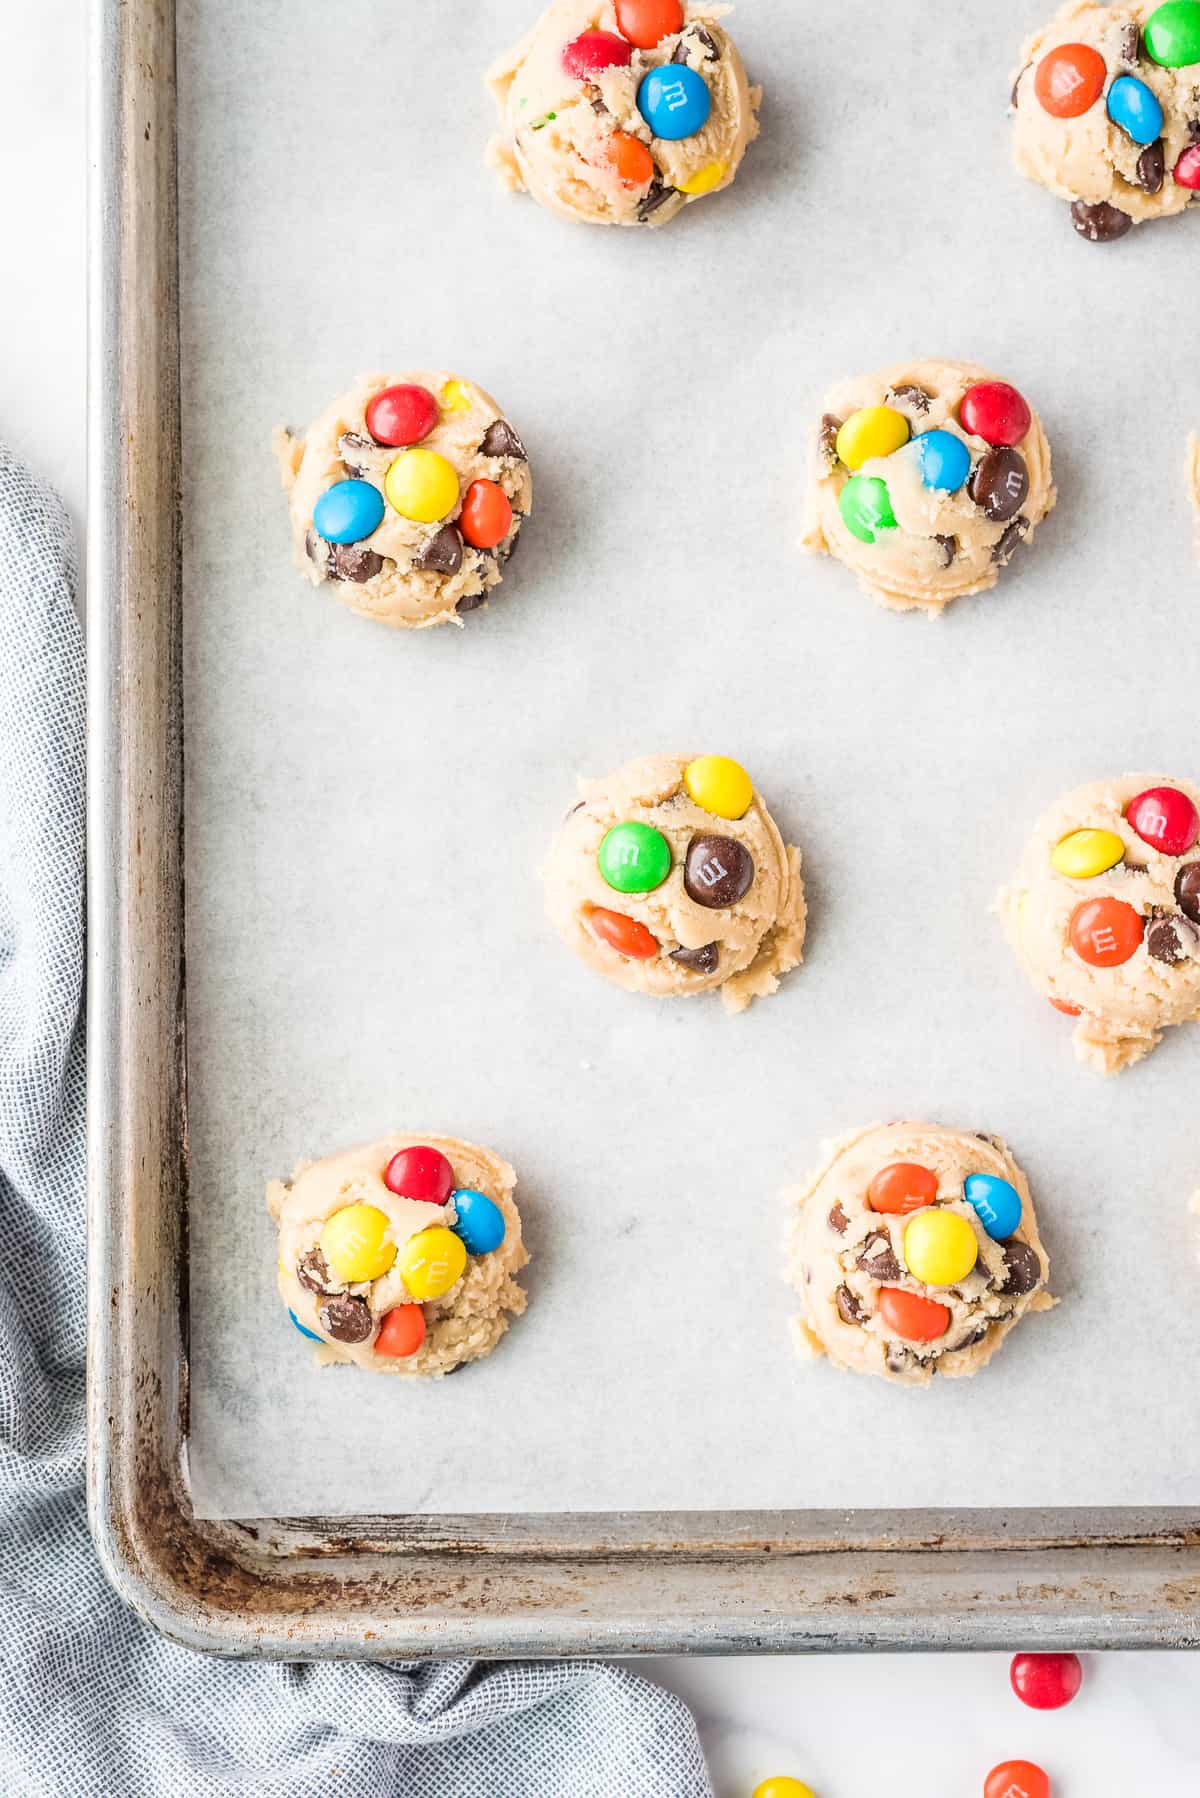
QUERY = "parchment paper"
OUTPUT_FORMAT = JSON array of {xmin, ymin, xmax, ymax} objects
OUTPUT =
[{"xmin": 179, "ymin": 0, "xmax": 1200, "ymax": 1519}]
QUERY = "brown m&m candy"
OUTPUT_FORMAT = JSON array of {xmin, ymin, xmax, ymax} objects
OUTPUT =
[
  {"xmin": 970, "ymin": 447, "xmax": 1030, "ymax": 522},
  {"xmin": 684, "ymin": 835, "xmax": 755, "ymax": 908}
]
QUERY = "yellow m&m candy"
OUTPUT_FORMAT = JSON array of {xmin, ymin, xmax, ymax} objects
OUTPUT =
[
  {"xmin": 753, "ymin": 1780, "xmax": 816, "ymax": 1798},
  {"xmin": 679, "ymin": 159, "xmax": 727, "ymax": 195},
  {"xmin": 400, "ymin": 1225, "xmax": 467, "ymax": 1301},
  {"xmin": 835, "ymin": 405, "xmax": 910, "ymax": 471},
  {"xmin": 684, "ymin": 755, "xmax": 753, "ymax": 820},
  {"xmin": 320, "ymin": 1203, "xmax": 397, "ymax": 1284},
  {"xmin": 384, "ymin": 448, "xmax": 460, "ymax": 523},
  {"xmin": 1051, "ymin": 828, "xmax": 1125, "ymax": 880},
  {"xmin": 903, "ymin": 1209, "xmax": 978, "ymax": 1286},
  {"xmin": 440, "ymin": 378, "xmax": 473, "ymax": 413}
]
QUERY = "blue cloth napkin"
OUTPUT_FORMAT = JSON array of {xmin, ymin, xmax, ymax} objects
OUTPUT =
[{"xmin": 0, "ymin": 441, "xmax": 713, "ymax": 1798}]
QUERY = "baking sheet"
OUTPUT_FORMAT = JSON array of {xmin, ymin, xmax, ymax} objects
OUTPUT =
[{"xmin": 180, "ymin": 0, "xmax": 1200, "ymax": 1520}]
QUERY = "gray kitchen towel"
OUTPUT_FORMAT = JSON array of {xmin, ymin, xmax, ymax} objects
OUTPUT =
[{"xmin": 0, "ymin": 441, "xmax": 714, "ymax": 1798}]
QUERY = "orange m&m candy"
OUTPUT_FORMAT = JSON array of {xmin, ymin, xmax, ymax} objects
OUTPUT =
[
  {"xmin": 867, "ymin": 1161, "xmax": 939, "ymax": 1215},
  {"xmin": 1069, "ymin": 896, "xmax": 1144, "ymax": 968},
  {"xmin": 588, "ymin": 907, "xmax": 659, "ymax": 960},
  {"xmin": 459, "ymin": 478, "xmax": 513, "ymax": 549},
  {"xmin": 616, "ymin": 0, "xmax": 685, "ymax": 50},
  {"xmin": 609, "ymin": 130, "xmax": 655, "ymax": 187},
  {"xmin": 1049, "ymin": 995, "xmax": 1082, "ymax": 1017},
  {"xmin": 1034, "ymin": 42, "xmax": 1107, "ymax": 117},
  {"xmin": 876, "ymin": 1286, "xmax": 951, "ymax": 1343},
  {"xmin": 985, "ymin": 1761, "xmax": 1049, "ymax": 1798},
  {"xmin": 376, "ymin": 1304, "xmax": 426, "ymax": 1358}
]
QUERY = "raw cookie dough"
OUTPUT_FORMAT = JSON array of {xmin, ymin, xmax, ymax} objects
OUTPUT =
[
  {"xmin": 274, "ymin": 372, "xmax": 532, "ymax": 629},
  {"xmin": 787, "ymin": 1122, "xmax": 1053, "ymax": 1388},
  {"xmin": 998, "ymin": 774, "xmax": 1200, "ymax": 1074},
  {"xmin": 269, "ymin": 1133, "xmax": 528, "ymax": 1376},
  {"xmin": 543, "ymin": 752, "xmax": 805, "ymax": 1011},
  {"xmin": 486, "ymin": 2, "xmax": 760, "ymax": 228},
  {"xmin": 802, "ymin": 359, "xmax": 1056, "ymax": 615},
  {"xmin": 1012, "ymin": 1, "xmax": 1200, "ymax": 241}
]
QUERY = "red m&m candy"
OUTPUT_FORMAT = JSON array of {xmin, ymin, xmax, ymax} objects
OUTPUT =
[
  {"xmin": 1069, "ymin": 896, "xmax": 1144, "ymax": 967},
  {"xmin": 1010, "ymin": 1651, "xmax": 1082, "ymax": 1711},
  {"xmin": 1034, "ymin": 43, "xmax": 1107, "ymax": 117},
  {"xmin": 1048, "ymin": 996, "xmax": 1082, "ymax": 1017},
  {"xmin": 616, "ymin": 0, "xmax": 685, "ymax": 48},
  {"xmin": 1126, "ymin": 785, "xmax": 1200, "ymax": 856},
  {"xmin": 366, "ymin": 384, "xmax": 439, "ymax": 448},
  {"xmin": 876, "ymin": 1286, "xmax": 951, "ymax": 1342},
  {"xmin": 1175, "ymin": 145, "xmax": 1200, "ymax": 189},
  {"xmin": 588, "ymin": 907, "xmax": 659, "ymax": 960},
  {"xmin": 960, "ymin": 382, "xmax": 1032, "ymax": 448},
  {"xmin": 985, "ymin": 1760, "xmax": 1050, "ymax": 1798},
  {"xmin": 375, "ymin": 1304, "xmax": 426, "ymax": 1358},
  {"xmin": 563, "ymin": 29, "xmax": 632, "ymax": 78},
  {"xmin": 384, "ymin": 1145, "xmax": 454, "ymax": 1205},
  {"xmin": 867, "ymin": 1162, "xmax": 939, "ymax": 1214},
  {"xmin": 459, "ymin": 478, "xmax": 513, "ymax": 549}
]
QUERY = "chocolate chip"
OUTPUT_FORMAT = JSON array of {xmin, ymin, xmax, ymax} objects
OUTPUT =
[
  {"xmin": 934, "ymin": 533, "xmax": 958, "ymax": 567},
  {"xmin": 1001, "ymin": 1240, "xmax": 1042, "ymax": 1297},
  {"xmin": 1147, "ymin": 912, "xmax": 1199, "ymax": 964},
  {"xmin": 317, "ymin": 1294, "xmax": 373, "ymax": 1344},
  {"xmin": 1011, "ymin": 62, "xmax": 1030, "ymax": 108},
  {"xmin": 305, "ymin": 528, "xmax": 325, "ymax": 568},
  {"xmin": 969, "ymin": 447, "xmax": 1029, "ymax": 523},
  {"xmin": 637, "ymin": 178, "xmax": 675, "ymax": 222},
  {"xmin": 327, "ymin": 543, "xmax": 384, "ymax": 584},
  {"xmin": 828, "ymin": 1201, "xmax": 849, "ymax": 1236},
  {"xmin": 479, "ymin": 419, "xmax": 527, "ymax": 461},
  {"xmin": 669, "ymin": 941, "xmax": 719, "ymax": 974},
  {"xmin": 887, "ymin": 383, "xmax": 932, "ymax": 417},
  {"xmin": 415, "ymin": 523, "xmax": 463, "ymax": 575},
  {"xmin": 1120, "ymin": 22, "xmax": 1142, "ymax": 62},
  {"xmin": 991, "ymin": 515, "xmax": 1030, "ymax": 565},
  {"xmin": 1189, "ymin": 118, "xmax": 1200, "ymax": 144},
  {"xmin": 1123, "ymin": 858, "xmax": 1148, "ymax": 875},
  {"xmin": 684, "ymin": 835, "xmax": 755, "ymax": 909},
  {"xmin": 1175, "ymin": 862, "xmax": 1200, "ymax": 924},
  {"xmin": 338, "ymin": 430, "xmax": 376, "ymax": 476},
  {"xmin": 1071, "ymin": 199, "xmax": 1133, "ymax": 242},
  {"xmin": 1136, "ymin": 139, "xmax": 1166, "ymax": 193},
  {"xmin": 819, "ymin": 413, "xmax": 842, "ymax": 469},
  {"xmin": 587, "ymin": 85, "xmax": 608, "ymax": 116},
  {"xmin": 296, "ymin": 1248, "xmax": 334, "ymax": 1295},
  {"xmin": 857, "ymin": 1230, "xmax": 902, "ymax": 1283},
  {"xmin": 456, "ymin": 589, "xmax": 488, "ymax": 614},
  {"xmin": 673, "ymin": 24, "xmax": 718, "ymax": 62},
  {"xmin": 836, "ymin": 1285, "xmax": 865, "ymax": 1326},
  {"xmin": 499, "ymin": 529, "xmax": 520, "ymax": 563}
]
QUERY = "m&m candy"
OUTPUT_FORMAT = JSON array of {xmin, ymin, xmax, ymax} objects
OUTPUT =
[
  {"xmin": 384, "ymin": 449, "xmax": 459, "ymax": 523},
  {"xmin": 366, "ymin": 384, "xmax": 438, "ymax": 448},
  {"xmin": 313, "ymin": 479, "xmax": 385, "ymax": 546},
  {"xmin": 963, "ymin": 1173, "xmax": 1023, "ymax": 1241},
  {"xmin": 385, "ymin": 1145, "xmax": 454, "ymax": 1205},
  {"xmin": 1177, "ymin": 862, "xmax": 1200, "ymax": 921},
  {"xmin": 459, "ymin": 478, "xmax": 513, "ymax": 549},
  {"xmin": 835, "ymin": 405, "xmax": 910, "ymax": 471},
  {"xmin": 562, "ymin": 29, "xmax": 632, "ymax": 78},
  {"xmin": 289, "ymin": 1308, "xmax": 323, "ymax": 1342},
  {"xmin": 876, "ymin": 1286, "xmax": 951, "ymax": 1342},
  {"xmin": 984, "ymin": 1761, "xmax": 1050, "ymax": 1798},
  {"xmin": 1175, "ymin": 144, "xmax": 1200, "ymax": 188},
  {"xmin": 960, "ymin": 382, "xmax": 1031, "ymax": 447},
  {"xmin": 1106, "ymin": 74, "xmax": 1165, "ymax": 145},
  {"xmin": 839, "ymin": 475, "xmax": 897, "ymax": 544},
  {"xmin": 868, "ymin": 1162, "xmax": 939, "ymax": 1214},
  {"xmin": 684, "ymin": 755, "xmax": 753, "ymax": 820},
  {"xmin": 440, "ymin": 379, "xmax": 473, "ymax": 413},
  {"xmin": 1069, "ymin": 896, "xmax": 1144, "ymax": 967},
  {"xmin": 903, "ymin": 1209, "xmax": 979, "ymax": 1285},
  {"xmin": 376, "ymin": 1303, "xmax": 426, "ymax": 1358},
  {"xmin": 1010, "ymin": 1651, "xmax": 1083, "ymax": 1711},
  {"xmin": 637, "ymin": 64, "xmax": 711, "ymax": 140},
  {"xmin": 400, "ymin": 1225, "xmax": 467, "ymax": 1301},
  {"xmin": 616, "ymin": 0, "xmax": 685, "ymax": 49},
  {"xmin": 610, "ymin": 131, "xmax": 655, "ymax": 187},
  {"xmin": 916, "ymin": 429, "xmax": 971, "ymax": 493},
  {"xmin": 321, "ymin": 1203, "xmax": 397, "ymax": 1283},
  {"xmin": 1050, "ymin": 828, "xmax": 1125, "ymax": 879},
  {"xmin": 589, "ymin": 907, "xmax": 659, "ymax": 959},
  {"xmin": 1145, "ymin": 0, "xmax": 1200, "ymax": 66},
  {"xmin": 679, "ymin": 159, "xmax": 727, "ymax": 194},
  {"xmin": 451, "ymin": 1188, "xmax": 507, "ymax": 1256},
  {"xmin": 599, "ymin": 821, "xmax": 672, "ymax": 893},
  {"xmin": 752, "ymin": 1781, "xmax": 816, "ymax": 1798},
  {"xmin": 1034, "ymin": 42, "xmax": 1107, "ymax": 117},
  {"xmin": 1126, "ymin": 785, "xmax": 1200, "ymax": 855}
]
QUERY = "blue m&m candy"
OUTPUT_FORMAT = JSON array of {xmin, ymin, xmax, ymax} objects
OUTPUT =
[
  {"xmin": 963, "ymin": 1173, "xmax": 1023, "ymax": 1241},
  {"xmin": 289, "ymin": 1308, "xmax": 323, "ymax": 1342},
  {"xmin": 637, "ymin": 65, "xmax": 711, "ymax": 140},
  {"xmin": 312, "ymin": 478, "xmax": 385, "ymax": 545},
  {"xmin": 916, "ymin": 430, "xmax": 971, "ymax": 494},
  {"xmin": 1106, "ymin": 74, "xmax": 1165, "ymax": 145},
  {"xmin": 451, "ymin": 1189, "xmax": 507, "ymax": 1256}
]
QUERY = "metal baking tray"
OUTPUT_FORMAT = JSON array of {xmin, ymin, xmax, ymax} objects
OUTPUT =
[{"xmin": 85, "ymin": 0, "xmax": 1200, "ymax": 1655}]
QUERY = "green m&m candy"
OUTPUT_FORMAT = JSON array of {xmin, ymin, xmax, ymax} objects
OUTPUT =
[
  {"xmin": 1144, "ymin": 1, "xmax": 1200, "ymax": 65},
  {"xmin": 598, "ymin": 821, "xmax": 672, "ymax": 894},
  {"xmin": 838, "ymin": 475, "xmax": 897, "ymax": 545}
]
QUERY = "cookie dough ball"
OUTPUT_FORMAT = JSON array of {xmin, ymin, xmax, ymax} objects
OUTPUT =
[
  {"xmin": 268, "ymin": 1133, "xmax": 528, "ymax": 1376},
  {"xmin": 274, "ymin": 373, "xmax": 532, "ymax": 629},
  {"xmin": 486, "ymin": 2, "xmax": 760, "ymax": 228},
  {"xmin": 1012, "ymin": 2, "xmax": 1200, "ymax": 242},
  {"xmin": 802, "ymin": 360, "xmax": 1056, "ymax": 615},
  {"xmin": 787, "ymin": 1123, "xmax": 1053, "ymax": 1387},
  {"xmin": 543, "ymin": 752, "xmax": 805, "ymax": 1012},
  {"xmin": 999, "ymin": 774, "xmax": 1200, "ymax": 1074}
]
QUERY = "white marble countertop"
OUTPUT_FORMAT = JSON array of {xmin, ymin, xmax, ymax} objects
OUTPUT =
[{"xmin": 10, "ymin": 3, "xmax": 1197, "ymax": 1790}]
